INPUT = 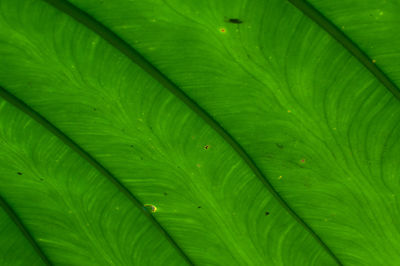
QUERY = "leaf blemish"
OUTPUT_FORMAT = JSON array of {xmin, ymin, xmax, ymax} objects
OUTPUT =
[
  {"xmin": 204, "ymin": 145, "xmax": 210, "ymax": 150},
  {"xmin": 198, "ymin": 206, "xmax": 201, "ymax": 208},
  {"xmin": 144, "ymin": 204, "xmax": 157, "ymax": 213},
  {"xmin": 276, "ymin": 143, "xmax": 284, "ymax": 149},
  {"xmin": 265, "ymin": 211, "xmax": 270, "ymax": 216},
  {"xmin": 17, "ymin": 172, "xmax": 22, "ymax": 175},
  {"xmin": 228, "ymin": 18, "xmax": 243, "ymax": 24}
]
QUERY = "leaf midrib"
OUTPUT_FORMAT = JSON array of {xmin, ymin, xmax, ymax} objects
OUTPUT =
[
  {"xmin": 5, "ymin": 0, "xmax": 387, "ymax": 264},
  {"xmin": 289, "ymin": 0, "xmax": 400, "ymax": 101},
  {"xmin": 0, "ymin": 196, "xmax": 51, "ymax": 265},
  {"xmin": 0, "ymin": 86, "xmax": 193, "ymax": 265},
  {"xmin": 40, "ymin": 0, "xmax": 342, "ymax": 264}
]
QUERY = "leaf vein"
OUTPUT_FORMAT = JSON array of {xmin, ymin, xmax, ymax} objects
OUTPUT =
[{"xmin": 40, "ymin": 0, "xmax": 342, "ymax": 264}]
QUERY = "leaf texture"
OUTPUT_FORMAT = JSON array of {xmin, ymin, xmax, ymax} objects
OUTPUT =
[{"xmin": 0, "ymin": 0, "xmax": 399, "ymax": 265}]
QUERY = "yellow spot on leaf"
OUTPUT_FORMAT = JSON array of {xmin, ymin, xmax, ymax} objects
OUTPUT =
[
  {"xmin": 372, "ymin": 59, "xmax": 376, "ymax": 63},
  {"xmin": 278, "ymin": 175, "xmax": 283, "ymax": 179},
  {"xmin": 144, "ymin": 204, "xmax": 157, "ymax": 213}
]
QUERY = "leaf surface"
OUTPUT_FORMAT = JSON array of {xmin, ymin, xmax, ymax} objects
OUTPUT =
[{"xmin": 0, "ymin": 0, "xmax": 399, "ymax": 265}]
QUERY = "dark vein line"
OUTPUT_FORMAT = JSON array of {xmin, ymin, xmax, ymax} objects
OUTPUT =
[
  {"xmin": 0, "ymin": 195, "xmax": 52, "ymax": 265},
  {"xmin": 289, "ymin": 0, "xmax": 400, "ymax": 101},
  {"xmin": 40, "ymin": 0, "xmax": 341, "ymax": 264},
  {"xmin": 0, "ymin": 86, "xmax": 193, "ymax": 266}
]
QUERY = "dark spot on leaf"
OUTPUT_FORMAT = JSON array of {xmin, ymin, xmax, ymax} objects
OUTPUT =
[
  {"xmin": 93, "ymin": 108, "xmax": 97, "ymax": 111},
  {"xmin": 17, "ymin": 172, "xmax": 22, "ymax": 175},
  {"xmin": 265, "ymin": 211, "xmax": 270, "ymax": 216},
  {"xmin": 39, "ymin": 178, "xmax": 44, "ymax": 181},
  {"xmin": 228, "ymin": 18, "xmax": 243, "ymax": 24},
  {"xmin": 276, "ymin": 143, "xmax": 284, "ymax": 149},
  {"xmin": 130, "ymin": 145, "xmax": 134, "ymax": 148},
  {"xmin": 204, "ymin": 145, "xmax": 209, "ymax": 150},
  {"xmin": 198, "ymin": 206, "xmax": 201, "ymax": 208},
  {"xmin": 164, "ymin": 192, "xmax": 168, "ymax": 196}
]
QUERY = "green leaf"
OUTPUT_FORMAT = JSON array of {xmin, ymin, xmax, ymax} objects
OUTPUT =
[{"xmin": 0, "ymin": 0, "xmax": 399, "ymax": 265}]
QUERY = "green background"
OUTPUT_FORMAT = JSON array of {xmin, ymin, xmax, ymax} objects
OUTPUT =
[{"xmin": 0, "ymin": 0, "xmax": 399, "ymax": 265}]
